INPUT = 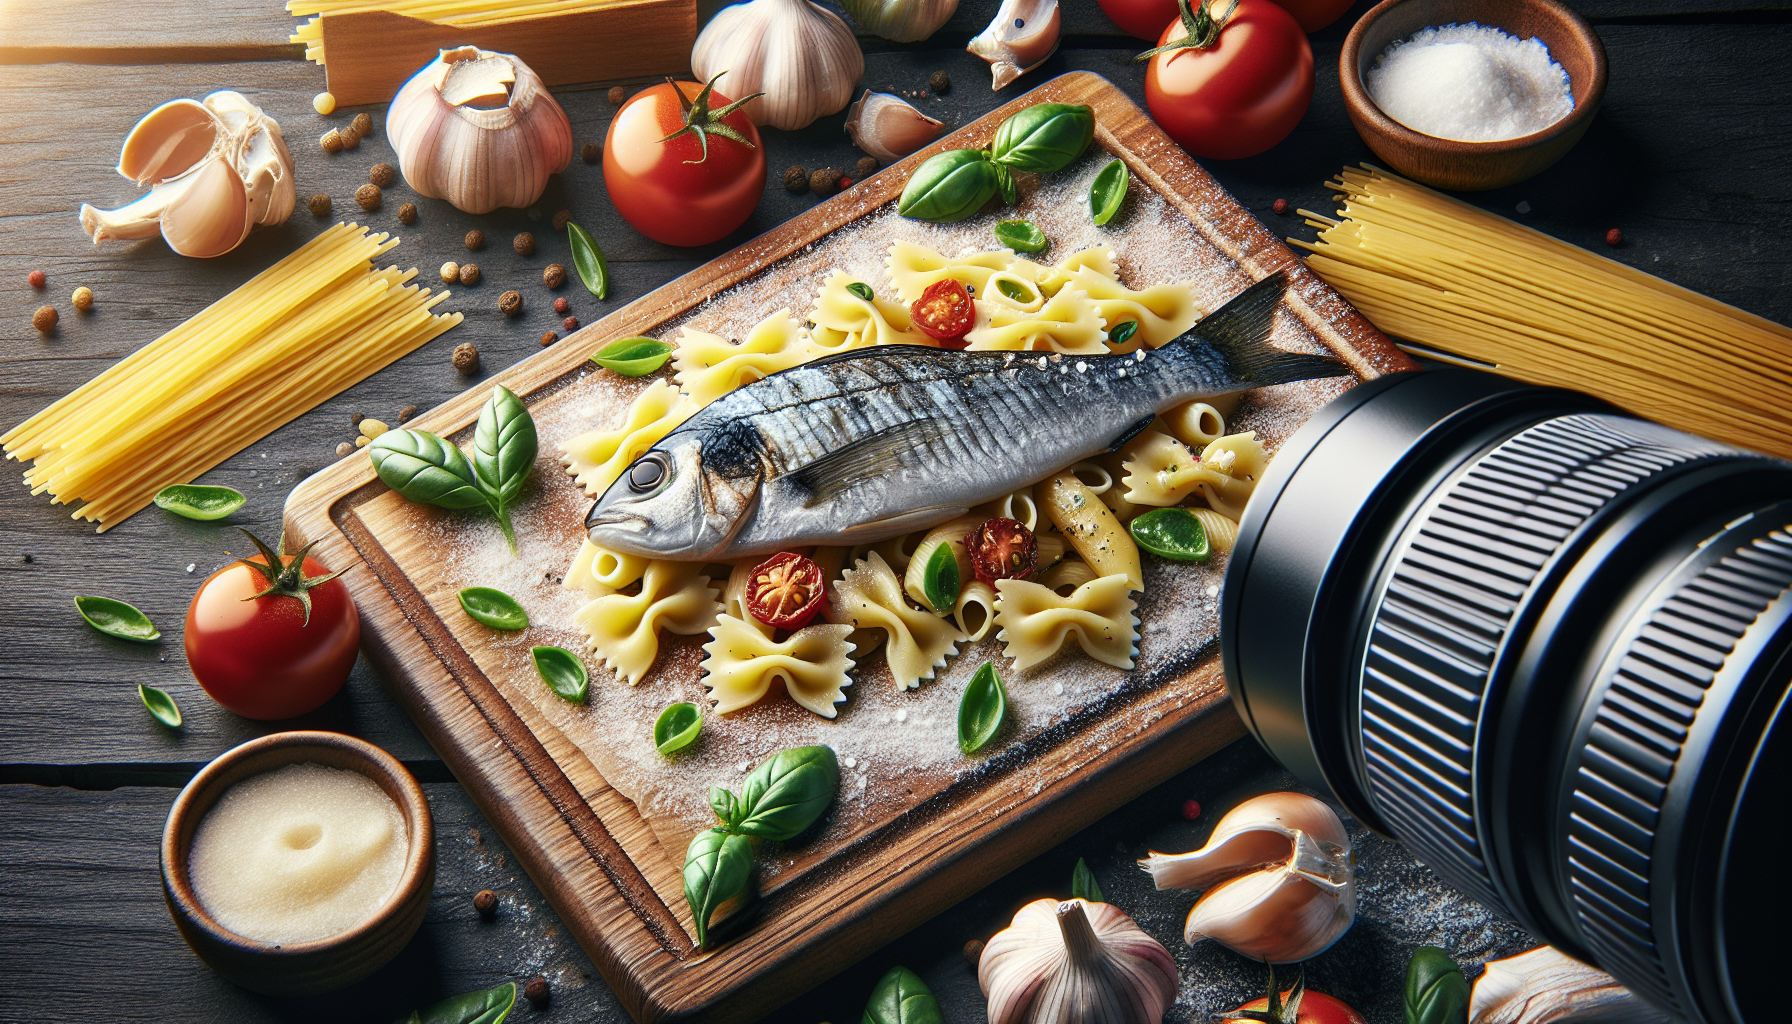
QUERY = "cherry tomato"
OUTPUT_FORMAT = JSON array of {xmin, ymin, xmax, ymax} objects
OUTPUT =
[
  {"xmin": 185, "ymin": 536, "xmax": 359, "ymax": 720},
  {"xmin": 911, "ymin": 279, "xmax": 975, "ymax": 345},
  {"xmin": 603, "ymin": 77, "xmax": 766, "ymax": 247},
  {"xmin": 967, "ymin": 518, "xmax": 1038, "ymax": 584},
  {"xmin": 1099, "ymin": 0, "xmax": 1182, "ymax": 40},
  {"xmin": 1267, "ymin": 0, "xmax": 1354, "ymax": 32},
  {"xmin": 1144, "ymin": 0, "xmax": 1314, "ymax": 160},
  {"xmin": 745, "ymin": 552, "xmax": 826, "ymax": 630},
  {"xmin": 1233, "ymin": 990, "xmax": 1365, "ymax": 1024}
]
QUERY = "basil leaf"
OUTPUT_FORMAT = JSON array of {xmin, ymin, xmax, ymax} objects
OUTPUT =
[
  {"xmin": 862, "ymin": 965, "xmax": 945, "ymax": 1024},
  {"xmin": 990, "ymin": 103, "xmax": 1095, "ymax": 175},
  {"xmin": 898, "ymin": 149, "xmax": 1002, "ymax": 223},
  {"xmin": 958, "ymin": 662, "xmax": 1007, "ymax": 754},
  {"xmin": 1404, "ymin": 946, "xmax": 1470, "ymax": 1024},
  {"xmin": 655, "ymin": 702, "xmax": 703, "ymax": 756},
  {"xmin": 709, "ymin": 786, "xmax": 741, "ymax": 826},
  {"xmin": 531, "ymin": 646, "xmax": 589, "ymax": 704},
  {"xmin": 369, "ymin": 429, "xmax": 490, "ymax": 511},
  {"xmin": 920, "ymin": 542, "xmax": 960, "ymax": 616},
  {"xmin": 75, "ymin": 596, "xmax": 160, "ymax": 642},
  {"xmin": 471, "ymin": 385, "xmax": 537, "ymax": 555},
  {"xmin": 993, "ymin": 161, "xmax": 1017, "ymax": 206},
  {"xmin": 683, "ymin": 827, "xmax": 755, "ymax": 947},
  {"xmin": 846, "ymin": 282, "xmax": 875, "ymax": 302},
  {"xmin": 734, "ymin": 745, "xmax": 839, "ymax": 840},
  {"xmin": 996, "ymin": 278, "xmax": 1035, "ymax": 303},
  {"xmin": 993, "ymin": 220, "xmax": 1047, "ymax": 254},
  {"xmin": 567, "ymin": 221, "xmax": 609, "ymax": 300},
  {"xmin": 1090, "ymin": 159, "xmax": 1128, "ymax": 226},
  {"xmin": 399, "ymin": 980, "xmax": 517, "ymax": 1024},
  {"xmin": 1070, "ymin": 857, "xmax": 1104, "ymax": 903},
  {"xmin": 1108, "ymin": 320, "xmax": 1139, "ymax": 349},
  {"xmin": 458, "ymin": 587, "xmax": 529, "ymax": 630},
  {"xmin": 1129, "ymin": 508, "xmax": 1212, "ymax": 562},
  {"xmin": 591, "ymin": 337, "xmax": 673, "ymax": 377},
  {"xmin": 139, "ymin": 683, "xmax": 182, "ymax": 728},
  {"xmin": 152, "ymin": 484, "xmax": 246, "ymax": 521}
]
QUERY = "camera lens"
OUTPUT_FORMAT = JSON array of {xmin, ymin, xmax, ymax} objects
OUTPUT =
[{"xmin": 1223, "ymin": 369, "xmax": 1792, "ymax": 1024}]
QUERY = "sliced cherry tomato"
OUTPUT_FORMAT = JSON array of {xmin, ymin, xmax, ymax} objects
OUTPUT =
[
  {"xmin": 911, "ymin": 278, "xmax": 976, "ymax": 346},
  {"xmin": 966, "ymin": 518, "xmax": 1038, "ymax": 584},
  {"xmin": 745, "ymin": 552, "xmax": 825, "ymax": 629},
  {"xmin": 1144, "ymin": 0, "xmax": 1314, "ymax": 161}
]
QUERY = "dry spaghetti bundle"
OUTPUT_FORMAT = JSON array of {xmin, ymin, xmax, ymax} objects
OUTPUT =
[
  {"xmin": 2, "ymin": 223, "xmax": 462, "ymax": 531},
  {"xmin": 1294, "ymin": 166, "xmax": 1792, "ymax": 460},
  {"xmin": 288, "ymin": 0, "xmax": 625, "ymax": 64}
]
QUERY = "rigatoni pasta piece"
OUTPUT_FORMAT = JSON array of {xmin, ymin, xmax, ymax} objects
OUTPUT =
[
  {"xmin": 994, "ymin": 573, "xmax": 1139, "ymax": 671},
  {"xmin": 1041, "ymin": 472, "xmax": 1143, "ymax": 590},
  {"xmin": 1188, "ymin": 508, "xmax": 1240, "ymax": 554},
  {"xmin": 1160, "ymin": 401, "xmax": 1227, "ymax": 450},
  {"xmin": 573, "ymin": 560, "xmax": 720, "ymax": 685},
  {"xmin": 672, "ymin": 312, "xmax": 827, "ymax": 405},
  {"xmin": 954, "ymin": 580, "xmax": 999, "ymax": 642},
  {"xmin": 699, "ymin": 613, "xmax": 856, "ymax": 718},
  {"xmin": 824, "ymin": 552, "xmax": 961, "ymax": 688},
  {"xmin": 564, "ymin": 539, "xmax": 647, "ymax": 597},
  {"xmin": 560, "ymin": 379, "xmax": 696, "ymax": 496}
]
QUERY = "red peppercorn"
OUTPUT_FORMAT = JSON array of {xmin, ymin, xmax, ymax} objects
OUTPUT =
[
  {"xmin": 1272, "ymin": 198, "xmax": 1288, "ymax": 215},
  {"xmin": 1605, "ymin": 228, "xmax": 1623, "ymax": 246},
  {"xmin": 839, "ymin": 177, "xmax": 853, "ymax": 189},
  {"xmin": 553, "ymin": 296, "xmax": 569, "ymax": 314},
  {"xmin": 563, "ymin": 316, "xmax": 579, "ymax": 331},
  {"xmin": 27, "ymin": 269, "xmax": 45, "ymax": 288},
  {"xmin": 1180, "ymin": 799, "xmax": 1202, "ymax": 821}
]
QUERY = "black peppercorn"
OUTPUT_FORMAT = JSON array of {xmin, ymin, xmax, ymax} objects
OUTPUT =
[
  {"xmin": 608, "ymin": 85, "xmax": 627, "ymax": 105},
  {"xmin": 855, "ymin": 155, "xmax": 879, "ymax": 179},
  {"xmin": 351, "ymin": 111, "xmax": 373, "ymax": 138},
  {"xmin": 498, "ymin": 290, "xmax": 523, "ymax": 316},
  {"xmin": 354, "ymin": 183, "xmax": 381, "ymax": 211},
  {"xmin": 398, "ymin": 405, "xmax": 417, "ymax": 423},
  {"xmin": 464, "ymin": 229, "xmax": 485, "ymax": 251},
  {"xmin": 929, "ymin": 70, "xmax": 951, "ymax": 94},
  {"xmin": 453, "ymin": 342, "xmax": 480, "ymax": 375},
  {"xmin": 307, "ymin": 193, "xmax": 331, "ymax": 217},
  {"xmin": 783, "ymin": 165, "xmax": 810, "ymax": 194},
  {"xmin": 543, "ymin": 263, "xmax": 567, "ymax": 289},
  {"xmin": 581, "ymin": 141, "xmax": 600, "ymax": 164},
  {"xmin": 523, "ymin": 977, "xmax": 550, "ymax": 1006},
  {"xmin": 513, "ymin": 232, "xmax": 535, "ymax": 256},
  {"xmin": 540, "ymin": 331, "xmax": 558, "ymax": 347},
  {"xmin": 963, "ymin": 938, "xmax": 984, "ymax": 966},
  {"xmin": 368, "ymin": 163, "xmax": 396, "ymax": 187},
  {"xmin": 458, "ymin": 263, "xmax": 480, "ymax": 286},
  {"xmin": 552, "ymin": 209, "xmax": 571, "ymax": 232},
  {"xmin": 397, "ymin": 202, "xmax": 417, "ymax": 225},
  {"xmin": 473, "ymin": 889, "xmax": 497, "ymax": 917},
  {"xmin": 809, "ymin": 167, "xmax": 839, "ymax": 198}
]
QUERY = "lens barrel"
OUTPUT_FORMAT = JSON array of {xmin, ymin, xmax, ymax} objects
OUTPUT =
[{"xmin": 1223, "ymin": 369, "xmax": 1792, "ymax": 1024}]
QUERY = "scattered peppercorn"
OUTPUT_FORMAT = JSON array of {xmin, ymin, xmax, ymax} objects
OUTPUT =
[
  {"xmin": 313, "ymin": 91, "xmax": 336, "ymax": 115},
  {"xmin": 398, "ymin": 405, "xmax": 418, "ymax": 423},
  {"xmin": 458, "ymin": 263, "xmax": 480, "ymax": 286},
  {"xmin": 368, "ymin": 163, "xmax": 396, "ymax": 187},
  {"xmin": 27, "ymin": 269, "xmax": 45, "ymax": 289},
  {"xmin": 513, "ymin": 232, "xmax": 536, "ymax": 256},
  {"xmin": 360, "ymin": 417, "xmax": 390, "ymax": 439},
  {"xmin": 440, "ymin": 262, "xmax": 460, "ymax": 283},
  {"xmin": 499, "ymin": 290, "xmax": 523, "ymax": 316},
  {"xmin": 524, "ymin": 977, "xmax": 550, "ymax": 1006},
  {"xmin": 543, "ymin": 263, "xmax": 567, "ymax": 289},
  {"xmin": 71, "ymin": 287, "xmax": 93, "ymax": 312},
  {"xmin": 339, "ymin": 125, "xmax": 361, "ymax": 150},
  {"xmin": 320, "ymin": 129, "xmax": 344, "ymax": 154},
  {"xmin": 32, "ymin": 305, "xmax": 57, "ymax": 333},
  {"xmin": 608, "ymin": 85, "xmax": 627, "ymax": 105},
  {"xmin": 839, "ymin": 176, "xmax": 854, "ymax": 190},
  {"xmin": 1272, "ymin": 198, "xmax": 1288, "ymax": 215},
  {"xmin": 473, "ymin": 889, "xmax": 498, "ymax": 917},
  {"xmin": 553, "ymin": 296, "xmax": 569, "ymax": 315},
  {"xmin": 335, "ymin": 441, "xmax": 355, "ymax": 457},
  {"xmin": 351, "ymin": 412, "xmax": 365, "ymax": 425},
  {"xmin": 563, "ymin": 316, "xmax": 580, "ymax": 331},
  {"xmin": 784, "ymin": 165, "xmax": 810, "ymax": 194},
  {"xmin": 581, "ymin": 141, "xmax": 600, "ymax": 164},
  {"xmin": 398, "ymin": 202, "xmax": 417, "ymax": 225},
  {"xmin": 810, "ymin": 167, "xmax": 839, "ymax": 197},
  {"xmin": 1606, "ymin": 227, "xmax": 1624, "ymax": 246},
  {"xmin": 540, "ymin": 331, "xmax": 557, "ymax": 347},
  {"xmin": 464, "ymin": 229, "xmax": 485, "ymax": 251},
  {"xmin": 854, "ymin": 155, "xmax": 879, "ymax": 179},
  {"xmin": 552, "ymin": 209, "xmax": 572, "ymax": 232},
  {"xmin": 352, "ymin": 112, "xmax": 373, "ymax": 138},
  {"xmin": 963, "ymin": 938, "xmax": 984, "ymax": 966},
  {"xmin": 1180, "ymin": 798, "xmax": 1203, "ymax": 821},
  {"xmin": 354, "ymin": 183, "xmax": 382, "ymax": 211},
  {"xmin": 307, "ymin": 193, "xmax": 331, "ymax": 217},
  {"xmin": 929, "ymin": 70, "xmax": 951, "ymax": 94},
  {"xmin": 453, "ymin": 342, "xmax": 480, "ymax": 375}
]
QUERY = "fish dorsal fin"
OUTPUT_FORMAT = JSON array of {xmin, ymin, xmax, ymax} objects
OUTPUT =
[
  {"xmin": 784, "ymin": 417, "xmax": 947, "ymax": 507},
  {"xmin": 788, "ymin": 343, "xmax": 945, "ymax": 371}
]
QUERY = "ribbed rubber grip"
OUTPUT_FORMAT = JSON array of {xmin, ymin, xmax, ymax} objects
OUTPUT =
[
  {"xmin": 1360, "ymin": 414, "xmax": 1733, "ymax": 911},
  {"xmin": 1566, "ymin": 527, "xmax": 1792, "ymax": 1016}
]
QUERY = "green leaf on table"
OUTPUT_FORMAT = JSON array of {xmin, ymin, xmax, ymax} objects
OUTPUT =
[
  {"xmin": 1129, "ymin": 508, "xmax": 1211, "ymax": 562},
  {"xmin": 152, "ymin": 484, "xmax": 246, "ymax": 521},
  {"xmin": 1070, "ymin": 857, "xmax": 1105, "ymax": 903},
  {"xmin": 394, "ymin": 980, "xmax": 518, "ymax": 1024},
  {"xmin": 531, "ymin": 646, "xmax": 589, "ymax": 704},
  {"xmin": 590, "ymin": 337, "xmax": 674, "ymax": 377},
  {"xmin": 471, "ymin": 385, "xmax": 538, "ymax": 555},
  {"xmin": 1090, "ymin": 159, "xmax": 1128, "ymax": 226},
  {"xmin": 993, "ymin": 219, "xmax": 1047, "ymax": 254},
  {"xmin": 683, "ymin": 827, "xmax": 755, "ymax": 948},
  {"xmin": 75, "ymin": 596, "xmax": 160, "ymax": 642},
  {"xmin": 920, "ymin": 542, "xmax": 961, "ymax": 616},
  {"xmin": 139, "ymin": 683, "xmax": 182, "ymax": 728},
  {"xmin": 733, "ymin": 745, "xmax": 839, "ymax": 840},
  {"xmin": 654, "ymin": 701, "xmax": 703, "ymax": 756},
  {"xmin": 458, "ymin": 587, "xmax": 529, "ymax": 630},
  {"xmin": 567, "ymin": 221, "xmax": 609, "ymax": 300},
  {"xmin": 1404, "ymin": 946, "xmax": 1470, "ymax": 1024},
  {"xmin": 861, "ymin": 965, "xmax": 945, "ymax": 1024},
  {"xmin": 368, "ymin": 429, "xmax": 491, "ymax": 511},
  {"xmin": 990, "ymin": 103, "xmax": 1095, "ymax": 175},
  {"xmin": 958, "ymin": 662, "xmax": 1007, "ymax": 754}
]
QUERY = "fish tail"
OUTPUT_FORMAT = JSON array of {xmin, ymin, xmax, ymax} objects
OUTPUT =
[{"xmin": 1180, "ymin": 270, "xmax": 1349, "ymax": 388}]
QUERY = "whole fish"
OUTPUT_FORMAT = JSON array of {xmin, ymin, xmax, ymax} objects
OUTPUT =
[{"xmin": 585, "ymin": 271, "xmax": 1346, "ymax": 560}]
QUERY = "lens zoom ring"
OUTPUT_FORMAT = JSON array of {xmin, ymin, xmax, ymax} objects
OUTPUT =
[
  {"xmin": 1568, "ymin": 528, "xmax": 1792, "ymax": 1013},
  {"xmin": 1362, "ymin": 414, "xmax": 1731, "ymax": 910}
]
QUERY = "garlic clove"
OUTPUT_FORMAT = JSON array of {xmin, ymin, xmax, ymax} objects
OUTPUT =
[
  {"xmin": 80, "ymin": 187, "xmax": 182, "ymax": 243},
  {"xmin": 691, "ymin": 0, "xmax": 865, "ymax": 131},
  {"xmin": 157, "ymin": 156, "xmax": 251, "ymax": 259},
  {"xmin": 117, "ymin": 98, "xmax": 219, "ymax": 186},
  {"xmin": 235, "ymin": 116, "xmax": 296, "ymax": 230},
  {"xmin": 1182, "ymin": 858, "xmax": 1356, "ymax": 962},
  {"xmin": 1140, "ymin": 791, "xmax": 1351, "ymax": 891},
  {"xmin": 841, "ymin": 0, "xmax": 959, "ymax": 43},
  {"xmin": 968, "ymin": 0, "xmax": 1061, "ymax": 91},
  {"xmin": 1469, "ymin": 946, "xmax": 1673, "ymax": 1024},
  {"xmin": 441, "ymin": 55, "xmax": 516, "ymax": 108},
  {"xmin": 845, "ymin": 90, "xmax": 946, "ymax": 163},
  {"xmin": 980, "ymin": 898, "xmax": 1178, "ymax": 1024}
]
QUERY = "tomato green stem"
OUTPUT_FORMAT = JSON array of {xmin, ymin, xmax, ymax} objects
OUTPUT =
[
  {"xmin": 1135, "ymin": 0, "xmax": 1240, "ymax": 60},
  {"xmin": 659, "ymin": 71, "xmax": 763, "ymax": 165}
]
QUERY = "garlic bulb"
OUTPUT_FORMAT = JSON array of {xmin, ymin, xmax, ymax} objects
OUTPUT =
[
  {"xmin": 386, "ymin": 46, "xmax": 572, "ymax": 215},
  {"xmin": 79, "ymin": 91, "xmax": 294, "ymax": 259},
  {"xmin": 979, "ymin": 898, "xmax": 1178, "ymax": 1024},
  {"xmin": 968, "ymin": 0, "xmax": 1061, "ymax": 90},
  {"xmin": 691, "ymin": 0, "xmax": 865, "ymax": 131},
  {"xmin": 1469, "ymin": 947, "xmax": 1672, "ymax": 1024},
  {"xmin": 1139, "ymin": 791, "xmax": 1355, "ymax": 962},
  {"xmin": 845, "ymin": 91, "xmax": 946, "ymax": 163},
  {"xmin": 841, "ymin": 0, "xmax": 958, "ymax": 42}
]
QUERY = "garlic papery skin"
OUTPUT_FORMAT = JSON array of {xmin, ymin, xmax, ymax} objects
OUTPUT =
[
  {"xmin": 691, "ymin": 0, "xmax": 865, "ymax": 131},
  {"xmin": 1469, "ymin": 947, "xmax": 1673, "ymax": 1024},
  {"xmin": 80, "ymin": 91, "xmax": 294, "ymax": 259},
  {"xmin": 967, "ymin": 0, "xmax": 1061, "ymax": 91},
  {"xmin": 386, "ymin": 46, "xmax": 573, "ymax": 215},
  {"xmin": 841, "ymin": 0, "xmax": 958, "ymax": 42},
  {"xmin": 845, "ymin": 91, "xmax": 946, "ymax": 163},
  {"xmin": 1139, "ymin": 791, "xmax": 1355, "ymax": 963},
  {"xmin": 979, "ymin": 898, "xmax": 1179, "ymax": 1024}
]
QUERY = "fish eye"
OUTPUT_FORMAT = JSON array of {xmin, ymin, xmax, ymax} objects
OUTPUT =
[{"xmin": 627, "ymin": 452, "xmax": 669, "ymax": 493}]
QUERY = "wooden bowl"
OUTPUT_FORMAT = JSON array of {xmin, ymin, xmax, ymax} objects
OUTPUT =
[
  {"xmin": 1339, "ymin": 0, "xmax": 1607, "ymax": 191},
  {"xmin": 160, "ymin": 731, "xmax": 434, "ymax": 996}
]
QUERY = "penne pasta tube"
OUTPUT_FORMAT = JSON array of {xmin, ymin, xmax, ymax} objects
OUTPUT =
[{"xmin": 1041, "ymin": 472, "xmax": 1143, "ymax": 590}]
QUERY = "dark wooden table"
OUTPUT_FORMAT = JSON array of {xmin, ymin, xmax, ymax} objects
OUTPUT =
[{"xmin": 3, "ymin": 1, "xmax": 1789, "ymax": 1021}]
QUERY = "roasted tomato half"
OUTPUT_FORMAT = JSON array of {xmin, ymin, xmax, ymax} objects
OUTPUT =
[
  {"xmin": 745, "ymin": 552, "xmax": 826, "ymax": 629},
  {"xmin": 911, "ymin": 278, "xmax": 976, "ymax": 347},
  {"xmin": 967, "ymin": 518, "xmax": 1039, "ymax": 584}
]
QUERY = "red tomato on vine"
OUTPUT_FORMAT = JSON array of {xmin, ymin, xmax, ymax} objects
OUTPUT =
[
  {"xmin": 603, "ymin": 73, "xmax": 768, "ymax": 248},
  {"xmin": 1140, "ymin": 0, "xmax": 1314, "ymax": 161}
]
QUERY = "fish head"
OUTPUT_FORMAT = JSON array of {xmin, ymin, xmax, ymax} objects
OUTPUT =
[{"xmin": 584, "ymin": 432, "xmax": 761, "ymax": 560}]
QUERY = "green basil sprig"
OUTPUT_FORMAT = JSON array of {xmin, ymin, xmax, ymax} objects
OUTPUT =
[
  {"xmin": 1404, "ymin": 946, "xmax": 1470, "ymax": 1024},
  {"xmin": 654, "ymin": 701, "xmax": 702, "ymax": 755},
  {"xmin": 862, "ymin": 965, "xmax": 945, "ymax": 1024},
  {"xmin": 991, "ymin": 103, "xmax": 1095, "ymax": 175},
  {"xmin": 1090, "ymin": 158, "xmax": 1128, "ymax": 226},
  {"xmin": 458, "ymin": 587, "xmax": 528, "ymax": 630},
  {"xmin": 1108, "ymin": 320, "xmax": 1140, "ymax": 349},
  {"xmin": 591, "ymin": 337, "xmax": 673, "ymax": 377},
  {"xmin": 472, "ymin": 385, "xmax": 537, "ymax": 553},
  {"xmin": 683, "ymin": 827, "xmax": 756, "ymax": 948},
  {"xmin": 139, "ymin": 683, "xmax": 182, "ymax": 728},
  {"xmin": 1129, "ymin": 507, "xmax": 1212, "ymax": 562},
  {"xmin": 920, "ymin": 542, "xmax": 961, "ymax": 616},
  {"xmin": 152, "ymin": 484, "xmax": 246, "ymax": 521},
  {"xmin": 372, "ymin": 387, "xmax": 538, "ymax": 556},
  {"xmin": 993, "ymin": 219, "xmax": 1048, "ymax": 254},
  {"xmin": 959, "ymin": 662, "xmax": 1007, "ymax": 754},
  {"xmin": 1070, "ymin": 857, "xmax": 1105, "ymax": 902},
  {"xmin": 567, "ymin": 221, "xmax": 609, "ymax": 300},
  {"xmin": 898, "ymin": 149, "xmax": 1002, "ymax": 223},
  {"xmin": 392, "ymin": 980, "xmax": 517, "ymax": 1024},
  {"xmin": 75, "ymin": 596, "xmax": 160, "ymax": 642},
  {"xmin": 531, "ymin": 645, "xmax": 589, "ymax": 704}
]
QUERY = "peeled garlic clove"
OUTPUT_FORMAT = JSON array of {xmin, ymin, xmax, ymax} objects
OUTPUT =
[
  {"xmin": 845, "ymin": 90, "xmax": 946, "ymax": 163},
  {"xmin": 1182, "ymin": 849, "xmax": 1356, "ymax": 961},
  {"xmin": 158, "ymin": 156, "xmax": 251, "ymax": 259},
  {"xmin": 692, "ymin": 0, "xmax": 865, "ymax": 131},
  {"xmin": 968, "ymin": 0, "xmax": 1061, "ymax": 91},
  {"xmin": 387, "ymin": 47, "xmax": 573, "ymax": 215},
  {"xmin": 1141, "ymin": 791, "xmax": 1350, "ymax": 890},
  {"xmin": 1469, "ymin": 947, "xmax": 1673, "ymax": 1024},
  {"xmin": 980, "ymin": 898, "xmax": 1178, "ymax": 1024},
  {"xmin": 840, "ymin": 0, "xmax": 958, "ymax": 42}
]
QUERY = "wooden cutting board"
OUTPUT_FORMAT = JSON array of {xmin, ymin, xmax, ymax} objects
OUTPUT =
[{"xmin": 282, "ymin": 72, "xmax": 1413, "ymax": 1023}]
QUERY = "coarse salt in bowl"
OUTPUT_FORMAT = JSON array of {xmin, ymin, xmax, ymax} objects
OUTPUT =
[{"xmin": 1366, "ymin": 23, "xmax": 1573, "ymax": 142}]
